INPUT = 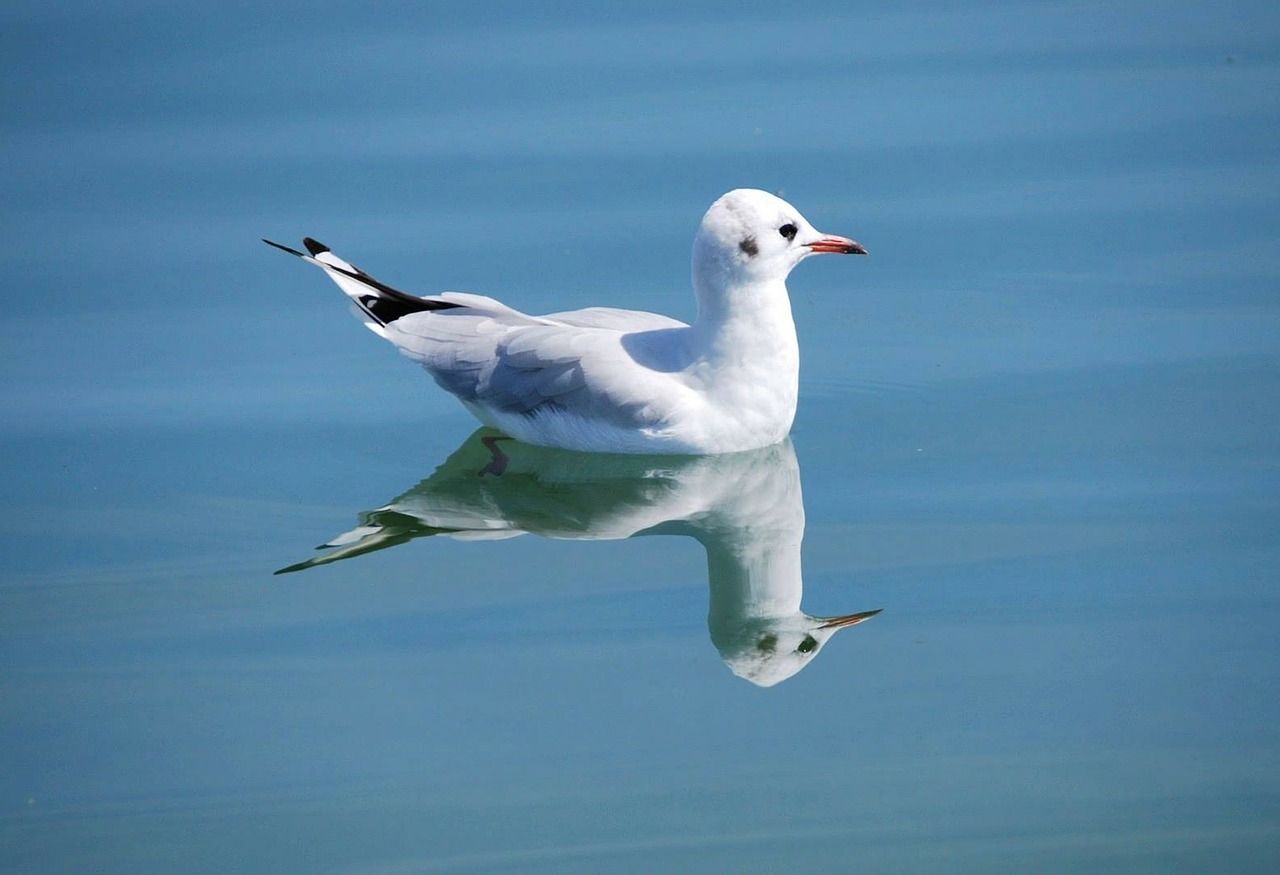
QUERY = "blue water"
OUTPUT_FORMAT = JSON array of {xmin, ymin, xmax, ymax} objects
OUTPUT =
[{"xmin": 3, "ymin": 2, "xmax": 1279, "ymax": 872}]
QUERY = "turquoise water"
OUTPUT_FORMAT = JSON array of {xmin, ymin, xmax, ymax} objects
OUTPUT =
[{"xmin": 3, "ymin": 2, "xmax": 1279, "ymax": 872}]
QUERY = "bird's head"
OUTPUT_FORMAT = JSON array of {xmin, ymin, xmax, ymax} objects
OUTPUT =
[{"xmin": 692, "ymin": 189, "xmax": 866, "ymax": 291}]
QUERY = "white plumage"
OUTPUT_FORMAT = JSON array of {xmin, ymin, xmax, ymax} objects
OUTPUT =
[
  {"xmin": 276, "ymin": 432, "xmax": 882, "ymax": 686},
  {"xmin": 265, "ymin": 188, "xmax": 865, "ymax": 454}
]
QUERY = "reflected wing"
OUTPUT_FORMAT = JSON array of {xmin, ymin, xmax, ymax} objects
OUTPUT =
[{"xmin": 273, "ymin": 508, "xmax": 524, "ymax": 575}]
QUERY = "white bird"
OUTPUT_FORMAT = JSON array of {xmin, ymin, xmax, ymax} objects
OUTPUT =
[
  {"xmin": 277, "ymin": 431, "xmax": 881, "ymax": 686},
  {"xmin": 265, "ymin": 189, "xmax": 866, "ymax": 454}
]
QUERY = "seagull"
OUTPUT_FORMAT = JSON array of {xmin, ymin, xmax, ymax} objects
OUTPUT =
[
  {"xmin": 276, "ymin": 431, "xmax": 882, "ymax": 686},
  {"xmin": 265, "ymin": 189, "xmax": 866, "ymax": 454}
]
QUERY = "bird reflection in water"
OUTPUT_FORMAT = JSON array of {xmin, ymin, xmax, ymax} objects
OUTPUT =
[{"xmin": 278, "ymin": 430, "xmax": 880, "ymax": 686}]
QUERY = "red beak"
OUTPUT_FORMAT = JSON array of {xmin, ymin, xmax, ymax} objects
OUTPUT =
[
  {"xmin": 808, "ymin": 235, "xmax": 868, "ymax": 255},
  {"xmin": 817, "ymin": 608, "xmax": 882, "ymax": 629}
]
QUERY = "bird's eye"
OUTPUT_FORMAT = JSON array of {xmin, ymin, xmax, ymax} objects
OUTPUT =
[
  {"xmin": 778, "ymin": 223, "xmax": 798, "ymax": 241},
  {"xmin": 796, "ymin": 635, "xmax": 818, "ymax": 654}
]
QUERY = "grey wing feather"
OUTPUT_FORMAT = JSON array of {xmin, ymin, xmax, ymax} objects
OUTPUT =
[
  {"xmin": 383, "ymin": 311, "xmax": 606, "ymax": 415},
  {"xmin": 542, "ymin": 307, "xmax": 687, "ymax": 331},
  {"xmin": 380, "ymin": 300, "xmax": 687, "ymax": 425},
  {"xmin": 266, "ymin": 236, "xmax": 683, "ymax": 428}
]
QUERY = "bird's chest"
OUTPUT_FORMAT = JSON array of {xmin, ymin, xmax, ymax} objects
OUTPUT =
[{"xmin": 691, "ymin": 332, "xmax": 799, "ymax": 446}]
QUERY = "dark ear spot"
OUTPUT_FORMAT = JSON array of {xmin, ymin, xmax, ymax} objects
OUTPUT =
[{"xmin": 739, "ymin": 236, "xmax": 759, "ymax": 257}]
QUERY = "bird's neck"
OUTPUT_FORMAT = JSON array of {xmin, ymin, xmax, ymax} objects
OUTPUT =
[
  {"xmin": 691, "ymin": 277, "xmax": 800, "ymax": 405},
  {"xmin": 700, "ymin": 529, "xmax": 805, "ymax": 622},
  {"xmin": 694, "ymin": 274, "xmax": 796, "ymax": 349}
]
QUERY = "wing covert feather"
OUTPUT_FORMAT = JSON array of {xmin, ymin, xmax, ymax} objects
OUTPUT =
[{"xmin": 379, "ymin": 302, "xmax": 692, "ymax": 427}]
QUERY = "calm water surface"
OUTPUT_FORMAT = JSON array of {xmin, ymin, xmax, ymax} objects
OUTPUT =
[{"xmin": 3, "ymin": 2, "xmax": 1278, "ymax": 872}]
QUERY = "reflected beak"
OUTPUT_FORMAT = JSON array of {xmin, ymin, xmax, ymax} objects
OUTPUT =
[
  {"xmin": 807, "ymin": 234, "xmax": 868, "ymax": 255},
  {"xmin": 817, "ymin": 608, "xmax": 883, "ymax": 629}
]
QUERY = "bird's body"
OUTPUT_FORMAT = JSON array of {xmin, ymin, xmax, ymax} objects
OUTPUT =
[
  {"xmin": 266, "ymin": 189, "xmax": 864, "ymax": 454},
  {"xmin": 276, "ymin": 431, "xmax": 882, "ymax": 686}
]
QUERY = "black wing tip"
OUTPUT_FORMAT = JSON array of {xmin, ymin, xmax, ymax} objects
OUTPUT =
[
  {"xmin": 263, "ymin": 238, "xmax": 307, "ymax": 258},
  {"xmin": 265, "ymin": 235, "xmax": 465, "ymax": 324},
  {"xmin": 355, "ymin": 293, "xmax": 464, "ymax": 325},
  {"xmin": 263, "ymin": 236, "xmax": 336, "ymax": 261}
]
